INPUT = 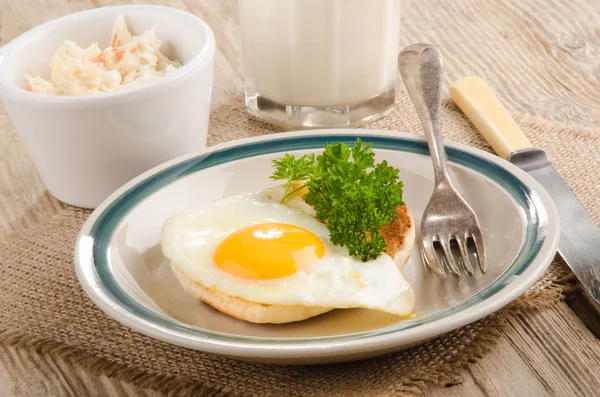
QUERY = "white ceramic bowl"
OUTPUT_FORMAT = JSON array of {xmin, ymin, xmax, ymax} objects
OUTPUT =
[{"xmin": 0, "ymin": 5, "xmax": 215, "ymax": 208}]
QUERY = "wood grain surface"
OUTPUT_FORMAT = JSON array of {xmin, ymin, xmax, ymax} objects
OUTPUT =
[{"xmin": 1, "ymin": 0, "xmax": 600, "ymax": 396}]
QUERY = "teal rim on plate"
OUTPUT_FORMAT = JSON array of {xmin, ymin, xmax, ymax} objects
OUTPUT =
[{"xmin": 87, "ymin": 133, "xmax": 548, "ymax": 344}]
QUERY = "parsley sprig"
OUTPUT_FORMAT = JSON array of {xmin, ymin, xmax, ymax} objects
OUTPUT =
[
  {"xmin": 270, "ymin": 153, "xmax": 316, "ymax": 203},
  {"xmin": 270, "ymin": 139, "xmax": 404, "ymax": 261}
]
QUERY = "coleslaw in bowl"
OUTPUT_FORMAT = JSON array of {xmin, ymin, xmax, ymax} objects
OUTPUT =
[{"xmin": 25, "ymin": 15, "xmax": 181, "ymax": 96}]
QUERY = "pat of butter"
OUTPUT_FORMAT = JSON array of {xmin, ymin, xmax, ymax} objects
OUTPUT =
[{"xmin": 449, "ymin": 77, "xmax": 532, "ymax": 159}]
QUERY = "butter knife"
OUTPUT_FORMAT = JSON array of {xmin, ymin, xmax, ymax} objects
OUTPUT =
[{"xmin": 449, "ymin": 76, "xmax": 600, "ymax": 305}]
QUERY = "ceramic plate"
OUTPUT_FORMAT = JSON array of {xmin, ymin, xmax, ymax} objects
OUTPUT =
[{"xmin": 75, "ymin": 130, "xmax": 559, "ymax": 364}]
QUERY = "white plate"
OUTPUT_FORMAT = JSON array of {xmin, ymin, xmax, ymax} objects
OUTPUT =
[{"xmin": 75, "ymin": 129, "xmax": 560, "ymax": 364}]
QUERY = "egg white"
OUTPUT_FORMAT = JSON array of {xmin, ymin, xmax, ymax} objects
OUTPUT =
[{"xmin": 161, "ymin": 191, "xmax": 415, "ymax": 317}]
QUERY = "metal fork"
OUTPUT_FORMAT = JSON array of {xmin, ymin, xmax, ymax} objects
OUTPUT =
[{"xmin": 398, "ymin": 44, "xmax": 486, "ymax": 278}]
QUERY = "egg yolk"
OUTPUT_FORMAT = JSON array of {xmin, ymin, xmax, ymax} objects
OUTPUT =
[{"xmin": 214, "ymin": 223, "xmax": 325, "ymax": 279}]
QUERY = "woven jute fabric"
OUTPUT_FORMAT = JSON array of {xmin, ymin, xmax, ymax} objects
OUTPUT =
[{"xmin": 1, "ymin": 87, "xmax": 598, "ymax": 396}]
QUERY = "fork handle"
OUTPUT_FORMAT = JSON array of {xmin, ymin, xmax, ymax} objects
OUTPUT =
[{"xmin": 398, "ymin": 44, "xmax": 450, "ymax": 185}]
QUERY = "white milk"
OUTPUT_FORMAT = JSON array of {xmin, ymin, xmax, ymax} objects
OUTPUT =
[{"xmin": 239, "ymin": 0, "xmax": 401, "ymax": 108}]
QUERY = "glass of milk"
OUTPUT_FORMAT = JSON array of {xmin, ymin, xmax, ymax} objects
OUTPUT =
[{"xmin": 238, "ymin": 0, "xmax": 401, "ymax": 129}]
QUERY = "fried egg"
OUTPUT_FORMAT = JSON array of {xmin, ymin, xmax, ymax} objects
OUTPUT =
[{"xmin": 161, "ymin": 190, "xmax": 415, "ymax": 317}]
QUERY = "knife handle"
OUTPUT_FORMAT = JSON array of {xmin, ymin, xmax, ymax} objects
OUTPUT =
[{"xmin": 449, "ymin": 76, "xmax": 532, "ymax": 159}]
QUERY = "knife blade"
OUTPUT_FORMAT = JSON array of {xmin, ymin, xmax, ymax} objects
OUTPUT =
[{"xmin": 449, "ymin": 76, "xmax": 600, "ymax": 305}]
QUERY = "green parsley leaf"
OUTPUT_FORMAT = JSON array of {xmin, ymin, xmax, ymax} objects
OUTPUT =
[
  {"xmin": 270, "ymin": 139, "xmax": 404, "ymax": 261},
  {"xmin": 270, "ymin": 153, "xmax": 316, "ymax": 203}
]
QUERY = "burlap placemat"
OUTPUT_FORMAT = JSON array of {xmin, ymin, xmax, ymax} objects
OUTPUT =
[{"xmin": 2, "ymin": 88, "xmax": 598, "ymax": 396}]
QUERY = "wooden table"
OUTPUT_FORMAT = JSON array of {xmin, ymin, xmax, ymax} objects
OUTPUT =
[{"xmin": 1, "ymin": 0, "xmax": 600, "ymax": 396}]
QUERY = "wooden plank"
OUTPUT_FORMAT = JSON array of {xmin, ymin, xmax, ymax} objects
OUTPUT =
[
  {"xmin": 565, "ymin": 286, "xmax": 600, "ymax": 338},
  {"xmin": 423, "ymin": 302, "xmax": 600, "ymax": 397},
  {"xmin": 462, "ymin": 338, "xmax": 553, "ymax": 396},
  {"xmin": 1, "ymin": 345, "xmax": 164, "ymax": 397},
  {"xmin": 400, "ymin": 0, "xmax": 600, "ymax": 129},
  {"xmin": 1, "ymin": 345, "xmax": 68, "ymax": 397},
  {"xmin": 423, "ymin": 333, "xmax": 554, "ymax": 396},
  {"xmin": 0, "ymin": 0, "xmax": 94, "ymax": 43},
  {"xmin": 423, "ymin": 371, "xmax": 488, "ymax": 397},
  {"xmin": 182, "ymin": 0, "xmax": 245, "ymax": 105},
  {"xmin": 504, "ymin": 303, "xmax": 600, "ymax": 396}
]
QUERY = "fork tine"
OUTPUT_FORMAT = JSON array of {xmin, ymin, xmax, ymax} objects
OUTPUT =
[
  {"xmin": 420, "ymin": 250, "xmax": 436, "ymax": 277},
  {"xmin": 440, "ymin": 238, "xmax": 461, "ymax": 277},
  {"xmin": 471, "ymin": 231, "xmax": 487, "ymax": 274},
  {"xmin": 422, "ymin": 238, "xmax": 447, "ymax": 278},
  {"xmin": 457, "ymin": 237, "xmax": 474, "ymax": 277}
]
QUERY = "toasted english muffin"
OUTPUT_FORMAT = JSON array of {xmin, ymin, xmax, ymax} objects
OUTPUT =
[
  {"xmin": 169, "ymin": 200, "xmax": 415, "ymax": 324},
  {"xmin": 171, "ymin": 264, "xmax": 334, "ymax": 324},
  {"xmin": 381, "ymin": 204, "xmax": 416, "ymax": 268}
]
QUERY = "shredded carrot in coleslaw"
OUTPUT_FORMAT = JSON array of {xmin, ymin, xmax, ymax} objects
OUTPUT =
[{"xmin": 24, "ymin": 15, "xmax": 181, "ymax": 96}]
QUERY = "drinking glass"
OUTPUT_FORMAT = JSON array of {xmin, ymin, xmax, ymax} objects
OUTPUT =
[{"xmin": 238, "ymin": 0, "xmax": 401, "ymax": 129}]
